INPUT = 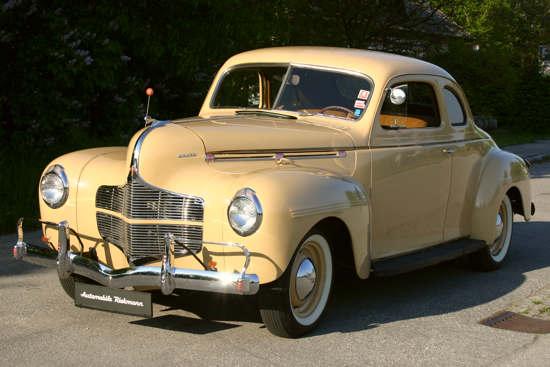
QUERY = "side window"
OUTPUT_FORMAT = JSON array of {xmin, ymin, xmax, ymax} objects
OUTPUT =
[
  {"xmin": 213, "ymin": 67, "xmax": 286, "ymax": 108},
  {"xmin": 214, "ymin": 69, "xmax": 260, "ymax": 108},
  {"xmin": 443, "ymin": 88, "xmax": 466, "ymax": 126},
  {"xmin": 380, "ymin": 82, "xmax": 440, "ymax": 129}
]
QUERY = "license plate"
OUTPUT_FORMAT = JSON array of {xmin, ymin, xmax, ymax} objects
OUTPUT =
[{"xmin": 74, "ymin": 282, "xmax": 152, "ymax": 318}]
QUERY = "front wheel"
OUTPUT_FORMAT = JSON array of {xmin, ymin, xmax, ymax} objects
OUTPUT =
[
  {"xmin": 470, "ymin": 195, "xmax": 513, "ymax": 271},
  {"xmin": 259, "ymin": 231, "xmax": 333, "ymax": 338}
]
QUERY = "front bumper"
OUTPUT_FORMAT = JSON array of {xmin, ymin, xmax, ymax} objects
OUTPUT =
[{"xmin": 13, "ymin": 219, "xmax": 260, "ymax": 296}]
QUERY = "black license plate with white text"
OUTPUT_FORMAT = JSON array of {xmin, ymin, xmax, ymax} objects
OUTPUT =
[{"xmin": 74, "ymin": 282, "xmax": 152, "ymax": 318}]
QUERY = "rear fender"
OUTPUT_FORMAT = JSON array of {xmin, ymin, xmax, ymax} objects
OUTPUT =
[{"xmin": 471, "ymin": 148, "xmax": 531, "ymax": 244}]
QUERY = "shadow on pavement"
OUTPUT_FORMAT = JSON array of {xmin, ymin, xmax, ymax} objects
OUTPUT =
[
  {"xmin": 316, "ymin": 221, "xmax": 550, "ymax": 335},
  {"xmin": 152, "ymin": 290, "xmax": 262, "ymax": 323},
  {"xmin": 149, "ymin": 220, "xmax": 550, "ymax": 336},
  {"xmin": 0, "ymin": 247, "xmax": 54, "ymax": 277},
  {"xmin": 2, "ymin": 220, "xmax": 549, "ymax": 336},
  {"xmin": 130, "ymin": 314, "xmax": 240, "ymax": 334},
  {"xmin": 0, "ymin": 230, "xmax": 52, "ymax": 277},
  {"xmin": 528, "ymin": 161, "xmax": 550, "ymax": 179}
]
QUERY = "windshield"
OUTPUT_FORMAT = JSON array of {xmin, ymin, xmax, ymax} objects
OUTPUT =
[{"xmin": 211, "ymin": 65, "xmax": 373, "ymax": 120}]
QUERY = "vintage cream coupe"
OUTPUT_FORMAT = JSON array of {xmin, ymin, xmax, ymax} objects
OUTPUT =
[{"xmin": 13, "ymin": 47, "xmax": 534, "ymax": 337}]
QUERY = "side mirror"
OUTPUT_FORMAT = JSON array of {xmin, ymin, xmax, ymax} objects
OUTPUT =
[{"xmin": 390, "ymin": 87, "xmax": 406, "ymax": 105}]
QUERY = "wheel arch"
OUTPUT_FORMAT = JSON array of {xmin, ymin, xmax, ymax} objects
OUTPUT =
[
  {"xmin": 230, "ymin": 167, "xmax": 371, "ymax": 283},
  {"xmin": 470, "ymin": 148, "xmax": 532, "ymax": 244},
  {"xmin": 309, "ymin": 216, "xmax": 358, "ymax": 278},
  {"xmin": 506, "ymin": 186, "xmax": 525, "ymax": 216}
]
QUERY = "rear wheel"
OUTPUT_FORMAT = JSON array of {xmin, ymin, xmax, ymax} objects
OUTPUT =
[
  {"xmin": 470, "ymin": 195, "xmax": 513, "ymax": 271},
  {"xmin": 259, "ymin": 231, "xmax": 333, "ymax": 338}
]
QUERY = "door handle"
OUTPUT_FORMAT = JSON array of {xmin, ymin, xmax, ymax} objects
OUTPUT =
[{"xmin": 442, "ymin": 147, "xmax": 456, "ymax": 154}]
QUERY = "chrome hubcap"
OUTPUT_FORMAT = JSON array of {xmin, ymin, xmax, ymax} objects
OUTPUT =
[
  {"xmin": 289, "ymin": 237, "xmax": 329, "ymax": 324},
  {"xmin": 295, "ymin": 258, "xmax": 316, "ymax": 301},
  {"xmin": 495, "ymin": 213, "xmax": 504, "ymax": 239}
]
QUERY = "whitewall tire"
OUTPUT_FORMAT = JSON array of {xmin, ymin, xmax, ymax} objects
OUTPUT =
[
  {"xmin": 470, "ymin": 195, "xmax": 513, "ymax": 271},
  {"xmin": 259, "ymin": 231, "xmax": 333, "ymax": 337}
]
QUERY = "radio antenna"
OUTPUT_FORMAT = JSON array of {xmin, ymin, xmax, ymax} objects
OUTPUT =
[{"xmin": 144, "ymin": 87, "xmax": 154, "ymax": 125}]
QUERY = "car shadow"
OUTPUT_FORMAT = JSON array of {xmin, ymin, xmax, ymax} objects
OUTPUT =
[
  {"xmin": 3, "ymin": 221, "xmax": 549, "ymax": 335},
  {"xmin": 130, "ymin": 314, "xmax": 240, "ymax": 334},
  {"xmin": 528, "ymin": 161, "xmax": 550, "ymax": 179},
  {"xmin": 150, "ymin": 220, "xmax": 550, "ymax": 336},
  {"xmin": 0, "ymin": 230, "xmax": 53, "ymax": 277},
  {"xmin": 152, "ymin": 289, "xmax": 262, "ymax": 323},
  {"xmin": 316, "ymin": 221, "xmax": 550, "ymax": 335}
]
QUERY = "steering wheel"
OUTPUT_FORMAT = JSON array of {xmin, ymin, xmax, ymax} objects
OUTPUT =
[{"xmin": 319, "ymin": 105, "xmax": 354, "ymax": 118}]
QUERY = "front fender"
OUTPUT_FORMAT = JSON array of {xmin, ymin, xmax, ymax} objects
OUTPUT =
[
  {"xmin": 39, "ymin": 147, "xmax": 126, "ymax": 234},
  {"xmin": 471, "ymin": 147, "xmax": 531, "ymax": 244},
  {"xmin": 221, "ymin": 166, "xmax": 370, "ymax": 283}
]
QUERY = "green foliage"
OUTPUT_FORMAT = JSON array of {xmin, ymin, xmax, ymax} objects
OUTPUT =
[
  {"xmin": 428, "ymin": 40, "xmax": 520, "ymax": 125},
  {"xmin": 434, "ymin": 0, "xmax": 550, "ymax": 130},
  {"xmin": 0, "ymin": 0, "xmax": 548, "ymax": 232}
]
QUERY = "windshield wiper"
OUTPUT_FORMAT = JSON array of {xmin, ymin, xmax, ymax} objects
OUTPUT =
[{"xmin": 235, "ymin": 110, "xmax": 297, "ymax": 119}]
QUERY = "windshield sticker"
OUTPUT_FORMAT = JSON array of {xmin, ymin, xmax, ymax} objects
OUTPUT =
[
  {"xmin": 354, "ymin": 109, "xmax": 363, "ymax": 117},
  {"xmin": 357, "ymin": 89, "xmax": 370, "ymax": 100},
  {"xmin": 354, "ymin": 100, "xmax": 366, "ymax": 109}
]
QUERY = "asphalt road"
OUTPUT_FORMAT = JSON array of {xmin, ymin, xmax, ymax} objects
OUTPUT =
[{"xmin": 1, "ymin": 163, "xmax": 550, "ymax": 366}]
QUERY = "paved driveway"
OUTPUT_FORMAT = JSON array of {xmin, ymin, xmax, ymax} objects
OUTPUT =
[{"xmin": 1, "ymin": 163, "xmax": 550, "ymax": 366}]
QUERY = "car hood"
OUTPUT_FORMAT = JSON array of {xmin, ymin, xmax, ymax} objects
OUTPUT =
[
  {"xmin": 175, "ymin": 115, "xmax": 355, "ymax": 153},
  {"xmin": 124, "ymin": 115, "xmax": 357, "ymax": 195}
]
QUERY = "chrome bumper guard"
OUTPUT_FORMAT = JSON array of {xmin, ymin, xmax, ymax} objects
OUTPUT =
[{"xmin": 13, "ymin": 219, "xmax": 260, "ymax": 296}]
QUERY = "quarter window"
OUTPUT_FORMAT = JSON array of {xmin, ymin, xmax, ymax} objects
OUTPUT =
[
  {"xmin": 443, "ymin": 88, "xmax": 466, "ymax": 126},
  {"xmin": 380, "ymin": 82, "xmax": 440, "ymax": 129}
]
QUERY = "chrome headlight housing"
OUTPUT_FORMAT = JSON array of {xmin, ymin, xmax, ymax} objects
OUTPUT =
[
  {"xmin": 40, "ymin": 165, "xmax": 69, "ymax": 209},
  {"xmin": 227, "ymin": 188, "xmax": 262, "ymax": 236}
]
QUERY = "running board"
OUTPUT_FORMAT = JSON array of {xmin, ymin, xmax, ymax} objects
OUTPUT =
[{"xmin": 372, "ymin": 238, "xmax": 486, "ymax": 277}]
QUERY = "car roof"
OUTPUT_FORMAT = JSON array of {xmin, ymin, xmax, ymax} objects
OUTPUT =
[{"xmin": 223, "ymin": 46, "xmax": 454, "ymax": 83}]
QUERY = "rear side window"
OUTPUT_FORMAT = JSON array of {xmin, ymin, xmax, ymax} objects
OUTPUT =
[
  {"xmin": 380, "ymin": 82, "xmax": 440, "ymax": 129},
  {"xmin": 443, "ymin": 88, "xmax": 466, "ymax": 126}
]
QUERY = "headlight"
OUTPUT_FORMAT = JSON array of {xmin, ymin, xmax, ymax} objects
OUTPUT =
[
  {"xmin": 40, "ymin": 165, "xmax": 69, "ymax": 209},
  {"xmin": 227, "ymin": 188, "xmax": 262, "ymax": 236}
]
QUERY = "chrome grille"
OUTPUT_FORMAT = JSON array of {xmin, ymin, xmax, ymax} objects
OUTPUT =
[
  {"xmin": 96, "ymin": 179, "xmax": 204, "ymax": 221},
  {"xmin": 96, "ymin": 212, "xmax": 203, "ymax": 259},
  {"xmin": 95, "ymin": 177, "xmax": 204, "ymax": 260}
]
